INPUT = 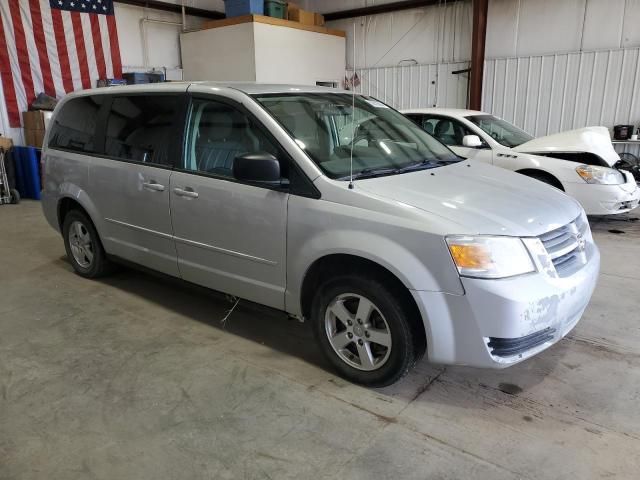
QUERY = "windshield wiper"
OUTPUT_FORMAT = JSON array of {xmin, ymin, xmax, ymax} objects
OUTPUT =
[
  {"xmin": 394, "ymin": 159, "xmax": 450, "ymax": 173},
  {"xmin": 338, "ymin": 157, "xmax": 459, "ymax": 181},
  {"xmin": 338, "ymin": 167, "xmax": 398, "ymax": 180}
]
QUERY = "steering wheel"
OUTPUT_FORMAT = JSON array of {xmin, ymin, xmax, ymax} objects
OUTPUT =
[{"xmin": 350, "ymin": 133, "xmax": 371, "ymax": 146}]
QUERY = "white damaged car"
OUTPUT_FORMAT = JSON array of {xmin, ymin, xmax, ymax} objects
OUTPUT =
[{"xmin": 402, "ymin": 108, "xmax": 640, "ymax": 215}]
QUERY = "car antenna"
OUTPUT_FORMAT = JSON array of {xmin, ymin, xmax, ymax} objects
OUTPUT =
[{"xmin": 348, "ymin": 23, "xmax": 356, "ymax": 190}]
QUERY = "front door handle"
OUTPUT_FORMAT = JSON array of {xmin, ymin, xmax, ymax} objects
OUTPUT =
[
  {"xmin": 173, "ymin": 187, "xmax": 199, "ymax": 199},
  {"xmin": 142, "ymin": 181, "xmax": 165, "ymax": 192}
]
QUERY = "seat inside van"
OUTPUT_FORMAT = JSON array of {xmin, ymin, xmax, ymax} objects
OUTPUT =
[{"xmin": 193, "ymin": 107, "xmax": 259, "ymax": 176}]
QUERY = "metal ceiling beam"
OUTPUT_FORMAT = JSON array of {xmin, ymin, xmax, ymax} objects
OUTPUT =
[
  {"xmin": 469, "ymin": 0, "xmax": 488, "ymax": 110},
  {"xmin": 324, "ymin": 0, "xmax": 463, "ymax": 21},
  {"xmin": 114, "ymin": 0, "xmax": 224, "ymax": 19}
]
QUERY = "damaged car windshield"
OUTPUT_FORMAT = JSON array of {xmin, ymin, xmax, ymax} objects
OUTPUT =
[{"xmin": 254, "ymin": 92, "xmax": 460, "ymax": 180}]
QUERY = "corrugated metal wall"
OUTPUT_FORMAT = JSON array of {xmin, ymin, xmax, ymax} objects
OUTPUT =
[
  {"xmin": 483, "ymin": 47, "xmax": 640, "ymax": 158},
  {"xmin": 483, "ymin": 47, "xmax": 640, "ymax": 137},
  {"xmin": 332, "ymin": 1, "xmax": 472, "ymax": 69},
  {"xmin": 347, "ymin": 61, "xmax": 471, "ymax": 110},
  {"xmin": 615, "ymin": 142, "xmax": 640, "ymax": 159}
]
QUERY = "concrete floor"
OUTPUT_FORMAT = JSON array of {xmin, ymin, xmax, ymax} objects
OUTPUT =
[{"xmin": 1, "ymin": 201, "xmax": 639, "ymax": 480}]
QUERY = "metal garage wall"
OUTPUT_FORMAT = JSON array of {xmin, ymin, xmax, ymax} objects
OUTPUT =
[
  {"xmin": 347, "ymin": 61, "xmax": 471, "ymax": 109},
  {"xmin": 482, "ymin": 0, "xmax": 640, "ymax": 157},
  {"xmin": 322, "ymin": 1, "xmax": 473, "ymax": 110},
  {"xmin": 483, "ymin": 47, "xmax": 640, "ymax": 142},
  {"xmin": 116, "ymin": 4, "xmax": 206, "ymax": 79},
  {"xmin": 322, "ymin": 1, "xmax": 472, "ymax": 69}
]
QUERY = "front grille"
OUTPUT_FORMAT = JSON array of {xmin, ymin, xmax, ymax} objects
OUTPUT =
[
  {"xmin": 487, "ymin": 328, "xmax": 556, "ymax": 357},
  {"xmin": 538, "ymin": 216, "xmax": 588, "ymax": 277}
]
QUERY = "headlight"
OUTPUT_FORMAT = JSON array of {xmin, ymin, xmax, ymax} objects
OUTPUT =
[
  {"xmin": 575, "ymin": 165, "xmax": 624, "ymax": 185},
  {"xmin": 446, "ymin": 236, "xmax": 535, "ymax": 279}
]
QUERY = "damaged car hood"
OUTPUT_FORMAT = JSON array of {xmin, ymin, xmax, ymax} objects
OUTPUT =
[
  {"xmin": 512, "ymin": 127, "xmax": 619, "ymax": 166},
  {"xmin": 356, "ymin": 162, "xmax": 582, "ymax": 237}
]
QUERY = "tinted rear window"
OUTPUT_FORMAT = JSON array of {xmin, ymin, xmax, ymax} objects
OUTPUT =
[
  {"xmin": 48, "ymin": 96, "xmax": 103, "ymax": 153},
  {"xmin": 104, "ymin": 95, "xmax": 179, "ymax": 166}
]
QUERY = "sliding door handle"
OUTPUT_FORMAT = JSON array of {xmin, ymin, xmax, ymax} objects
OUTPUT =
[
  {"xmin": 173, "ymin": 187, "xmax": 199, "ymax": 199},
  {"xmin": 142, "ymin": 181, "xmax": 165, "ymax": 192}
]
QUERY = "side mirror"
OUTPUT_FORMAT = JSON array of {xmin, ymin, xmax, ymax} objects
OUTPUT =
[
  {"xmin": 462, "ymin": 134, "xmax": 483, "ymax": 148},
  {"xmin": 233, "ymin": 152, "xmax": 282, "ymax": 185}
]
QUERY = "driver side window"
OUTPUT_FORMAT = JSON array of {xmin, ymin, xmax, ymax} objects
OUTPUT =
[
  {"xmin": 422, "ymin": 116, "xmax": 482, "ymax": 148},
  {"xmin": 184, "ymin": 99, "xmax": 280, "ymax": 178}
]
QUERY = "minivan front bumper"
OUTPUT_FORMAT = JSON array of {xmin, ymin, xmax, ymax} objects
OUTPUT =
[{"xmin": 412, "ymin": 242, "xmax": 600, "ymax": 368}]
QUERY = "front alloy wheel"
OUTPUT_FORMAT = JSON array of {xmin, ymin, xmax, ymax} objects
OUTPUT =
[
  {"xmin": 312, "ymin": 274, "xmax": 421, "ymax": 387},
  {"xmin": 325, "ymin": 293, "xmax": 392, "ymax": 371}
]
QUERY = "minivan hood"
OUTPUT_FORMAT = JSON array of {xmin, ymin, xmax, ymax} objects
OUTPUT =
[
  {"xmin": 356, "ymin": 162, "xmax": 581, "ymax": 237},
  {"xmin": 512, "ymin": 127, "xmax": 619, "ymax": 166}
]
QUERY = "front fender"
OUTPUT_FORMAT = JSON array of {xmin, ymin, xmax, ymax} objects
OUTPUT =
[
  {"xmin": 285, "ymin": 197, "xmax": 465, "ymax": 316},
  {"xmin": 510, "ymin": 153, "xmax": 584, "ymax": 185}
]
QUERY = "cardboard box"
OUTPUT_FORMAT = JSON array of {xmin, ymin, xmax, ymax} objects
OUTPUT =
[
  {"xmin": 22, "ymin": 110, "xmax": 46, "ymax": 131},
  {"xmin": 24, "ymin": 129, "xmax": 45, "ymax": 148},
  {"xmin": 0, "ymin": 136, "xmax": 13, "ymax": 151},
  {"xmin": 288, "ymin": 2, "xmax": 299, "ymax": 14},
  {"xmin": 288, "ymin": 6, "xmax": 315, "ymax": 25},
  {"xmin": 314, "ymin": 13, "xmax": 325, "ymax": 26}
]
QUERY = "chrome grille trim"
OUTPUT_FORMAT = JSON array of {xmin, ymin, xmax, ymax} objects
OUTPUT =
[{"xmin": 538, "ymin": 216, "xmax": 588, "ymax": 277}]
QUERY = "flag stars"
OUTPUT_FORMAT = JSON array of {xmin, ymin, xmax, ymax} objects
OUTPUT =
[{"xmin": 51, "ymin": 0, "xmax": 111, "ymax": 15}]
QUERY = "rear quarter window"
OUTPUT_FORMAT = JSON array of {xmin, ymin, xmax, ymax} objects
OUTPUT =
[{"xmin": 48, "ymin": 96, "xmax": 104, "ymax": 153}]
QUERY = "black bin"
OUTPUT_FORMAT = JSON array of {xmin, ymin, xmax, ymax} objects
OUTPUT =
[
  {"xmin": 613, "ymin": 124, "xmax": 634, "ymax": 140},
  {"xmin": 122, "ymin": 72, "xmax": 165, "ymax": 85}
]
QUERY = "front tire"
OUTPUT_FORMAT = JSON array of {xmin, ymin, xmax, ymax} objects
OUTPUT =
[
  {"xmin": 62, "ymin": 209, "xmax": 111, "ymax": 278},
  {"xmin": 311, "ymin": 274, "xmax": 419, "ymax": 387}
]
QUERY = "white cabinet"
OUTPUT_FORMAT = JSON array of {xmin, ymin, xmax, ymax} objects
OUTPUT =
[{"xmin": 180, "ymin": 16, "xmax": 346, "ymax": 86}]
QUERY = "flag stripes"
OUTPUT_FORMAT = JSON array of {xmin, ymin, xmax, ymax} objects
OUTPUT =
[{"xmin": 0, "ymin": 0, "xmax": 122, "ymax": 128}]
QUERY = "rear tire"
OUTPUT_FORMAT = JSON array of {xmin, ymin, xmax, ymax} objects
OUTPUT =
[
  {"xmin": 62, "ymin": 209, "xmax": 112, "ymax": 278},
  {"xmin": 311, "ymin": 274, "xmax": 419, "ymax": 387}
]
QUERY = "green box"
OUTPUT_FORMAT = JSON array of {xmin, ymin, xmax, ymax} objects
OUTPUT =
[{"xmin": 264, "ymin": 0, "xmax": 286, "ymax": 19}]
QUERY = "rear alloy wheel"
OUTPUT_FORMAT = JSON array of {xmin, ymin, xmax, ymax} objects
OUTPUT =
[
  {"xmin": 68, "ymin": 220, "xmax": 94, "ymax": 268},
  {"xmin": 312, "ymin": 275, "xmax": 418, "ymax": 387},
  {"xmin": 62, "ymin": 209, "xmax": 111, "ymax": 278}
]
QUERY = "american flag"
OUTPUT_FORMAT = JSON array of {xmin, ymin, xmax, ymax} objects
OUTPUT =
[{"xmin": 0, "ymin": 0, "xmax": 122, "ymax": 128}]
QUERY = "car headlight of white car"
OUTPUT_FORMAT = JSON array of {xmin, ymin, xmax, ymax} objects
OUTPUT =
[
  {"xmin": 446, "ymin": 236, "xmax": 535, "ymax": 279},
  {"xmin": 575, "ymin": 165, "xmax": 625, "ymax": 185}
]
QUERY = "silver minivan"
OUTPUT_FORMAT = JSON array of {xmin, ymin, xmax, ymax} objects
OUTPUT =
[{"xmin": 41, "ymin": 83, "xmax": 600, "ymax": 386}]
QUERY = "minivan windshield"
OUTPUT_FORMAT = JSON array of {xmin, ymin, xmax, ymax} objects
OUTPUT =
[
  {"xmin": 466, "ymin": 114, "xmax": 534, "ymax": 148},
  {"xmin": 254, "ymin": 93, "xmax": 460, "ymax": 180}
]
